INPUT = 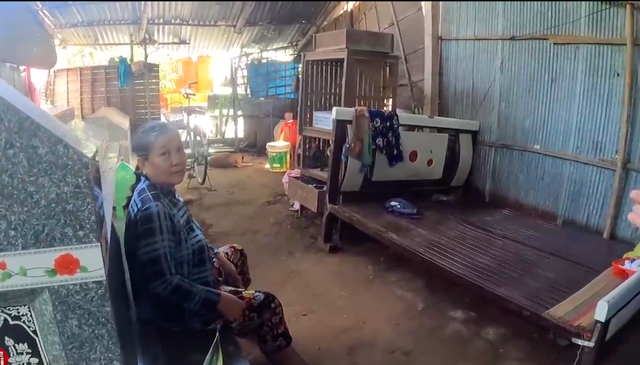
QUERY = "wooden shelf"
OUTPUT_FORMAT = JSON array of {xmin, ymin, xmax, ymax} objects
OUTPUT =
[
  {"xmin": 302, "ymin": 126, "xmax": 332, "ymax": 140},
  {"xmin": 301, "ymin": 168, "xmax": 328, "ymax": 182}
]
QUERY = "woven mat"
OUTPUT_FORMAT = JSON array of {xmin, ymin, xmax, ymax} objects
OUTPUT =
[{"xmin": 544, "ymin": 268, "xmax": 624, "ymax": 334}]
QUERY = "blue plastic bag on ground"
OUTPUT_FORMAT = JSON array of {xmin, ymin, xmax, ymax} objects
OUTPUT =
[{"xmin": 384, "ymin": 198, "xmax": 421, "ymax": 218}]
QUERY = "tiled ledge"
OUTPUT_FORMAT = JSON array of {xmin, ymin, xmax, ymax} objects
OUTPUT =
[{"xmin": 0, "ymin": 244, "xmax": 105, "ymax": 292}]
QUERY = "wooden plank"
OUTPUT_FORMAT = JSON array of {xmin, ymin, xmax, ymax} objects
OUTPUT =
[
  {"xmin": 301, "ymin": 168, "xmax": 328, "ymax": 182},
  {"xmin": 604, "ymin": 3, "xmax": 636, "ymax": 239},
  {"xmin": 441, "ymin": 34, "xmax": 640, "ymax": 45},
  {"xmin": 422, "ymin": 1, "xmax": 440, "ymax": 115},
  {"xmin": 50, "ymin": 63, "xmax": 162, "ymax": 120},
  {"xmin": 332, "ymin": 201, "xmax": 600, "ymax": 320},
  {"xmin": 544, "ymin": 268, "xmax": 624, "ymax": 334}
]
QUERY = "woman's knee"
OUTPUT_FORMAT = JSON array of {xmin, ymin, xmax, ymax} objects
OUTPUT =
[
  {"xmin": 257, "ymin": 290, "xmax": 278, "ymax": 303},
  {"xmin": 250, "ymin": 291, "xmax": 285, "ymax": 316},
  {"xmin": 241, "ymin": 291, "xmax": 292, "ymax": 353}
]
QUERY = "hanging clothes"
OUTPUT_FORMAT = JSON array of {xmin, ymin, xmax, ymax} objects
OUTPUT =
[
  {"xmin": 24, "ymin": 67, "xmax": 40, "ymax": 107},
  {"xmin": 117, "ymin": 56, "xmax": 133, "ymax": 88},
  {"xmin": 369, "ymin": 109, "xmax": 404, "ymax": 167},
  {"xmin": 348, "ymin": 107, "xmax": 374, "ymax": 175}
]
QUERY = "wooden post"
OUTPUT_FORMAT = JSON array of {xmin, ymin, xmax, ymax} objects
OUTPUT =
[
  {"xmin": 322, "ymin": 116, "xmax": 349, "ymax": 253},
  {"xmin": 422, "ymin": 1, "xmax": 441, "ymax": 116},
  {"xmin": 129, "ymin": 35, "xmax": 134, "ymax": 64},
  {"xmin": 373, "ymin": 2, "xmax": 382, "ymax": 31},
  {"xmin": 230, "ymin": 60, "xmax": 240, "ymax": 152},
  {"xmin": 604, "ymin": 2, "xmax": 635, "ymax": 239},
  {"xmin": 142, "ymin": 43, "xmax": 150, "ymax": 122},
  {"xmin": 389, "ymin": 2, "xmax": 415, "ymax": 107}
]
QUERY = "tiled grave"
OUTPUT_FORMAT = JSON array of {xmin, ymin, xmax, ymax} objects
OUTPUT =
[{"xmin": 0, "ymin": 78, "xmax": 128, "ymax": 365}]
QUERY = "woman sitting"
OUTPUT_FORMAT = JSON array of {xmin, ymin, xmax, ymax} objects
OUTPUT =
[{"xmin": 124, "ymin": 121, "xmax": 309, "ymax": 365}]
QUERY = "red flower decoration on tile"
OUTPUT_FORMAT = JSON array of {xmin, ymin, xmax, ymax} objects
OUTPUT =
[{"xmin": 53, "ymin": 253, "xmax": 82, "ymax": 276}]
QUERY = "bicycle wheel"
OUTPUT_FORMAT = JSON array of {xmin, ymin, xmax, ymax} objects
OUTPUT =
[{"xmin": 190, "ymin": 125, "xmax": 209, "ymax": 185}]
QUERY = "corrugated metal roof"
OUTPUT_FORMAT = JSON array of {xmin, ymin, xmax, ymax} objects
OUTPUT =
[
  {"xmin": 439, "ymin": 2, "xmax": 638, "ymax": 243},
  {"xmin": 34, "ymin": 1, "xmax": 331, "ymax": 53},
  {"xmin": 441, "ymin": 1, "xmax": 627, "ymax": 38}
]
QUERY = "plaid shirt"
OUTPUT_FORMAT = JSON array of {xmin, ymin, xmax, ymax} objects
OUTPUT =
[{"xmin": 125, "ymin": 176, "xmax": 220, "ymax": 330}]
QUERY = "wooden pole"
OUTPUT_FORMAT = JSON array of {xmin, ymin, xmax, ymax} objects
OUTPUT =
[
  {"xmin": 231, "ymin": 61, "xmax": 240, "ymax": 152},
  {"xmin": 389, "ymin": 2, "xmax": 415, "ymax": 106},
  {"xmin": 604, "ymin": 2, "xmax": 635, "ymax": 239},
  {"xmin": 422, "ymin": 1, "xmax": 441, "ymax": 116},
  {"xmin": 441, "ymin": 34, "xmax": 639, "ymax": 45},
  {"xmin": 129, "ymin": 35, "xmax": 134, "ymax": 63},
  {"xmin": 142, "ymin": 43, "xmax": 150, "ymax": 122}
]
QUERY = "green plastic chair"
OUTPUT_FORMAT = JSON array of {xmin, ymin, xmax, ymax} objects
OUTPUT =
[{"xmin": 114, "ymin": 161, "xmax": 136, "ymax": 219}]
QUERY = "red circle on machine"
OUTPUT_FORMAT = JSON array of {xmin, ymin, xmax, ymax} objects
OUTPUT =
[
  {"xmin": 0, "ymin": 349, "xmax": 8, "ymax": 365},
  {"xmin": 408, "ymin": 150, "xmax": 418, "ymax": 163},
  {"xmin": 426, "ymin": 158, "xmax": 434, "ymax": 167}
]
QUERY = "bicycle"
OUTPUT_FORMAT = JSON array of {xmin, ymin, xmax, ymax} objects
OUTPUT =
[{"xmin": 165, "ymin": 82, "xmax": 212, "ymax": 189}]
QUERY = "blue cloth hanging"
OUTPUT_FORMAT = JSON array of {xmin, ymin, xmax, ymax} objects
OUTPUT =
[
  {"xmin": 369, "ymin": 109, "xmax": 404, "ymax": 167},
  {"xmin": 117, "ymin": 56, "xmax": 133, "ymax": 88}
]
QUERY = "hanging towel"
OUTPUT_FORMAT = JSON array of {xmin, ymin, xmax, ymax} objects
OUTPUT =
[
  {"xmin": 117, "ymin": 56, "xmax": 133, "ymax": 88},
  {"xmin": 347, "ymin": 107, "xmax": 374, "ymax": 175},
  {"xmin": 369, "ymin": 109, "xmax": 404, "ymax": 167}
]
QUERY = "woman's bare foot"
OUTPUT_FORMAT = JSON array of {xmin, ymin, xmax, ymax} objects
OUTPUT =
[{"xmin": 265, "ymin": 346, "xmax": 309, "ymax": 365}]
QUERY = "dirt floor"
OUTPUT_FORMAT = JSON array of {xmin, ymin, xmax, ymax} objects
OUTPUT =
[{"xmin": 178, "ymin": 155, "xmax": 637, "ymax": 365}]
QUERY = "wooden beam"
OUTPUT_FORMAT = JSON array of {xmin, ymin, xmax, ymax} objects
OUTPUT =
[
  {"xmin": 54, "ymin": 22, "xmax": 235, "ymax": 30},
  {"xmin": 422, "ymin": 1, "xmax": 440, "ymax": 116},
  {"xmin": 234, "ymin": 2, "xmax": 255, "ymax": 34},
  {"xmin": 54, "ymin": 21, "xmax": 309, "ymax": 30},
  {"xmin": 441, "ymin": 34, "xmax": 640, "ymax": 46},
  {"xmin": 138, "ymin": 1, "xmax": 149, "ymax": 41},
  {"xmin": 231, "ymin": 61, "xmax": 240, "ymax": 152},
  {"xmin": 63, "ymin": 41, "xmax": 189, "ymax": 47},
  {"xmin": 604, "ymin": 2, "xmax": 636, "ymax": 239},
  {"xmin": 43, "ymin": 1, "xmax": 130, "ymax": 10},
  {"xmin": 389, "ymin": 2, "xmax": 415, "ymax": 106},
  {"xmin": 129, "ymin": 35, "xmax": 134, "ymax": 63}
]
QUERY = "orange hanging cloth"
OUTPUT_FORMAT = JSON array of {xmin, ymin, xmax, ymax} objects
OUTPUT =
[{"xmin": 24, "ymin": 67, "xmax": 40, "ymax": 107}]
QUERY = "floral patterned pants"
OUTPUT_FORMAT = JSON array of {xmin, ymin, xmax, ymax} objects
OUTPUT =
[{"xmin": 211, "ymin": 244, "xmax": 293, "ymax": 354}]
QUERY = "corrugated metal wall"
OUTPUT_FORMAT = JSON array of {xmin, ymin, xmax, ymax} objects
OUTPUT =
[
  {"xmin": 321, "ymin": 2, "xmax": 425, "ymax": 111},
  {"xmin": 440, "ymin": 2, "xmax": 640, "ymax": 243}
]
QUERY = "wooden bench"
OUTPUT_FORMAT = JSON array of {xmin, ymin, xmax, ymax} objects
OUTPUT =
[{"xmin": 320, "ymin": 107, "xmax": 640, "ymax": 365}]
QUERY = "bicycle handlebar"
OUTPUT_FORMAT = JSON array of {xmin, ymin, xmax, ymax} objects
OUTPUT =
[{"xmin": 181, "ymin": 82, "xmax": 199, "ymax": 100}]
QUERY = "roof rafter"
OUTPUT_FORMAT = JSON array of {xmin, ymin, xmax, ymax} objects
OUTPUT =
[
  {"xmin": 30, "ymin": 1, "xmax": 333, "ymax": 54},
  {"xmin": 234, "ymin": 2, "xmax": 255, "ymax": 34},
  {"xmin": 138, "ymin": 1, "xmax": 149, "ymax": 41},
  {"xmin": 53, "ymin": 21, "xmax": 310, "ymax": 30}
]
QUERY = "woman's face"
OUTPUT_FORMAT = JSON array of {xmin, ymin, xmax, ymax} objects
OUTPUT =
[{"xmin": 138, "ymin": 131, "xmax": 187, "ymax": 187}]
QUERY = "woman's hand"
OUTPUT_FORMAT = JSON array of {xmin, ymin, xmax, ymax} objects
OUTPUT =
[
  {"xmin": 216, "ymin": 253, "xmax": 244, "ymax": 289},
  {"xmin": 217, "ymin": 291, "xmax": 245, "ymax": 321},
  {"xmin": 629, "ymin": 190, "xmax": 640, "ymax": 228}
]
